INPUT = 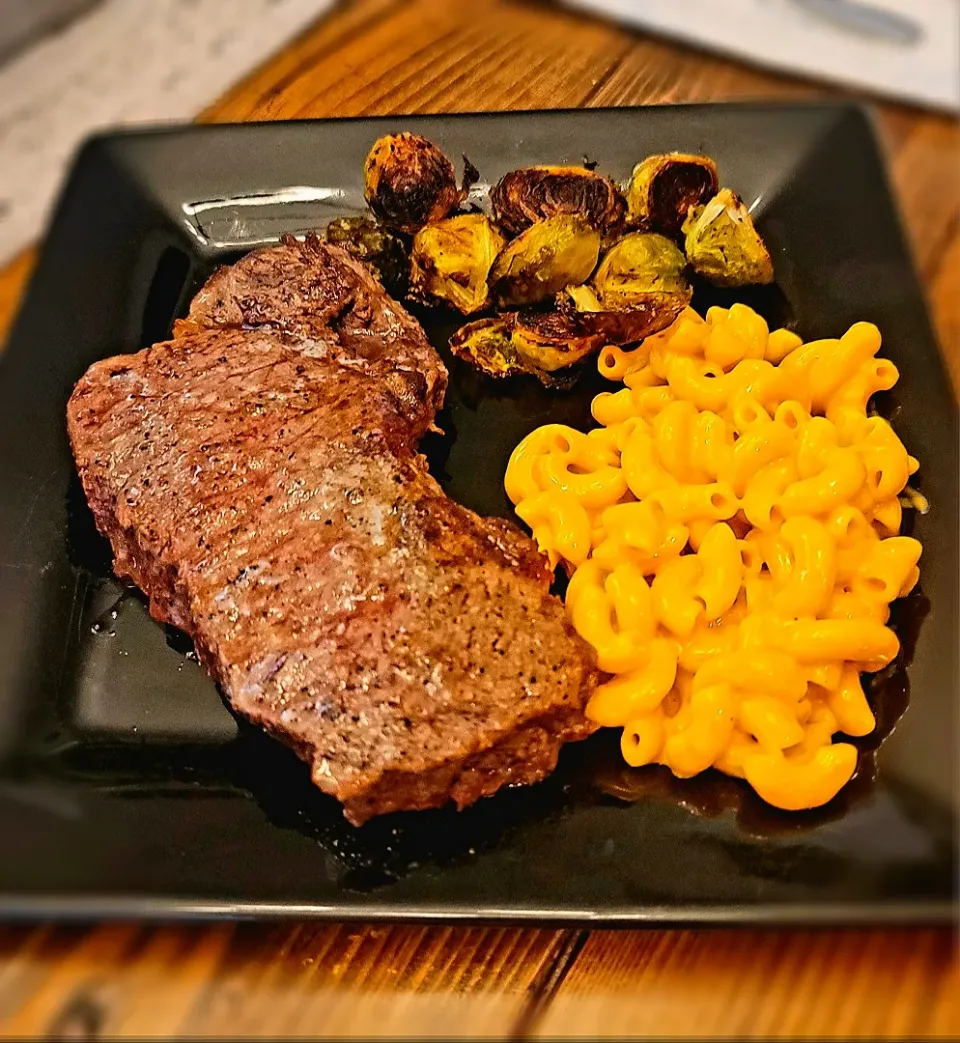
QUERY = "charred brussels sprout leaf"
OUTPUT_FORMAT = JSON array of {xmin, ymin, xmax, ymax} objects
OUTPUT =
[
  {"xmin": 489, "ymin": 214, "xmax": 601, "ymax": 307},
  {"xmin": 682, "ymin": 188, "xmax": 774, "ymax": 287},
  {"xmin": 325, "ymin": 215, "xmax": 409, "ymax": 292},
  {"xmin": 593, "ymin": 232, "xmax": 692, "ymax": 305},
  {"xmin": 363, "ymin": 133, "xmax": 462, "ymax": 233},
  {"xmin": 626, "ymin": 153, "xmax": 719, "ymax": 234},
  {"xmin": 409, "ymin": 214, "xmax": 505, "ymax": 314},
  {"xmin": 449, "ymin": 315, "xmax": 520, "ymax": 378},
  {"xmin": 491, "ymin": 165, "xmax": 626, "ymax": 238}
]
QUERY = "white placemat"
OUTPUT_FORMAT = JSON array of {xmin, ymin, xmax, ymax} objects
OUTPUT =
[
  {"xmin": 566, "ymin": 0, "xmax": 960, "ymax": 112},
  {"xmin": 0, "ymin": 0, "xmax": 335, "ymax": 266}
]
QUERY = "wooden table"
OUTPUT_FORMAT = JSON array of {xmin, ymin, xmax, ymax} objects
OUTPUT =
[{"xmin": 0, "ymin": 0, "xmax": 957, "ymax": 1036}]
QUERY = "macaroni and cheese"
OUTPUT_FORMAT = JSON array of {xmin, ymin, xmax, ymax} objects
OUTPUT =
[{"xmin": 504, "ymin": 304, "xmax": 922, "ymax": 810}]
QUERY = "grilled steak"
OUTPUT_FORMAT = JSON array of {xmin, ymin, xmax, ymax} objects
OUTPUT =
[{"xmin": 67, "ymin": 234, "xmax": 598, "ymax": 824}]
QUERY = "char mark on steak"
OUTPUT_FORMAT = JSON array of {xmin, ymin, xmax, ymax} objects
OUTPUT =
[{"xmin": 67, "ymin": 233, "xmax": 598, "ymax": 825}]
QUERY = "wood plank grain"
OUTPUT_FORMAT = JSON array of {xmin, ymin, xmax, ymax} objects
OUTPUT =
[
  {"xmin": 0, "ymin": 924, "xmax": 573, "ymax": 1037},
  {"xmin": 583, "ymin": 31, "xmax": 817, "ymax": 108},
  {"xmin": 931, "ymin": 231, "xmax": 960, "ymax": 392},
  {"xmin": 533, "ymin": 928, "xmax": 959, "ymax": 1039},
  {"xmin": 202, "ymin": 0, "xmax": 404, "ymax": 123},
  {"xmin": 888, "ymin": 115, "xmax": 960, "ymax": 286},
  {"xmin": 0, "ymin": 0, "xmax": 958, "ymax": 1038},
  {"xmin": 0, "ymin": 924, "xmax": 143, "ymax": 1037},
  {"xmin": 214, "ymin": 0, "xmax": 630, "ymax": 122}
]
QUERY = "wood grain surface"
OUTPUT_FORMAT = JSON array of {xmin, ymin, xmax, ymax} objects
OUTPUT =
[{"xmin": 0, "ymin": 0, "xmax": 957, "ymax": 1037}]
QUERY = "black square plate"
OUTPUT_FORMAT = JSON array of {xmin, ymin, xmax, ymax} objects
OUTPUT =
[{"xmin": 0, "ymin": 105, "xmax": 956, "ymax": 924}]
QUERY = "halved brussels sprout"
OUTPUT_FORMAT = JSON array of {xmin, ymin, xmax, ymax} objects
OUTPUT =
[
  {"xmin": 491, "ymin": 165, "xmax": 626, "ymax": 237},
  {"xmin": 449, "ymin": 311, "xmax": 601, "ymax": 383},
  {"xmin": 558, "ymin": 288, "xmax": 687, "ymax": 346},
  {"xmin": 363, "ymin": 133, "xmax": 463, "ymax": 233},
  {"xmin": 592, "ymin": 232, "xmax": 692, "ymax": 305},
  {"xmin": 409, "ymin": 214, "xmax": 505, "ymax": 314},
  {"xmin": 511, "ymin": 311, "xmax": 606, "ymax": 373},
  {"xmin": 682, "ymin": 188, "xmax": 774, "ymax": 287},
  {"xmin": 325, "ymin": 215, "xmax": 409, "ymax": 292},
  {"xmin": 489, "ymin": 214, "xmax": 601, "ymax": 307},
  {"xmin": 548, "ymin": 232, "xmax": 690, "ymax": 346},
  {"xmin": 626, "ymin": 153, "xmax": 719, "ymax": 234}
]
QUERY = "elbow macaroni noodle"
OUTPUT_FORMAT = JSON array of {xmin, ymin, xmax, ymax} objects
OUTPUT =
[{"xmin": 505, "ymin": 304, "xmax": 923, "ymax": 810}]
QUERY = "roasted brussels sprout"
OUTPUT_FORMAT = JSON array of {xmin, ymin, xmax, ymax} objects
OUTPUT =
[
  {"xmin": 491, "ymin": 165, "xmax": 626, "ymax": 237},
  {"xmin": 549, "ymin": 232, "xmax": 690, "ymax": 346},
  {"xmin": 363, "ymin": 133, "xmax": 462, "ymax": 233},
  {"xmin": 409, "ymin": 214, "xmax": 505, "ymax": 314},
  {"xmin": 449, "ymin": 311, "xmax": 602, "ymax": 383},
  {"xmin": 450, "ymin": 295, "xmax": 681, "ymax": 380},
  {"xmin": 626, "ymin": 153, "xmax": 719, "ymax": 234},
  {"xmin": 559, "ymin": 288, "xmax": 687, "ymax": 346},
  {"xmin": 511, "ymin": 311, "xmax": 606, "ymax": 373},
  {"xmin": 325, "ymin": 215, "xmax": 409, "ymax": 291},
  {"xmin": 592, "ymin": 232, "xmax": 692, "ymax": 305},
  {"xmin": 489, "ymin": 214, "xmax": 601, "ymax": 307},
  {"xmin": 682, "ymin": 188, "xmax": 774, "ymax": 287}
]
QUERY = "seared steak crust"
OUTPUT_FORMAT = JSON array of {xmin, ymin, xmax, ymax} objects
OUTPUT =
[{"xmin": 67, "ymin": 234, "xmax": 597, "ymax": 824}]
